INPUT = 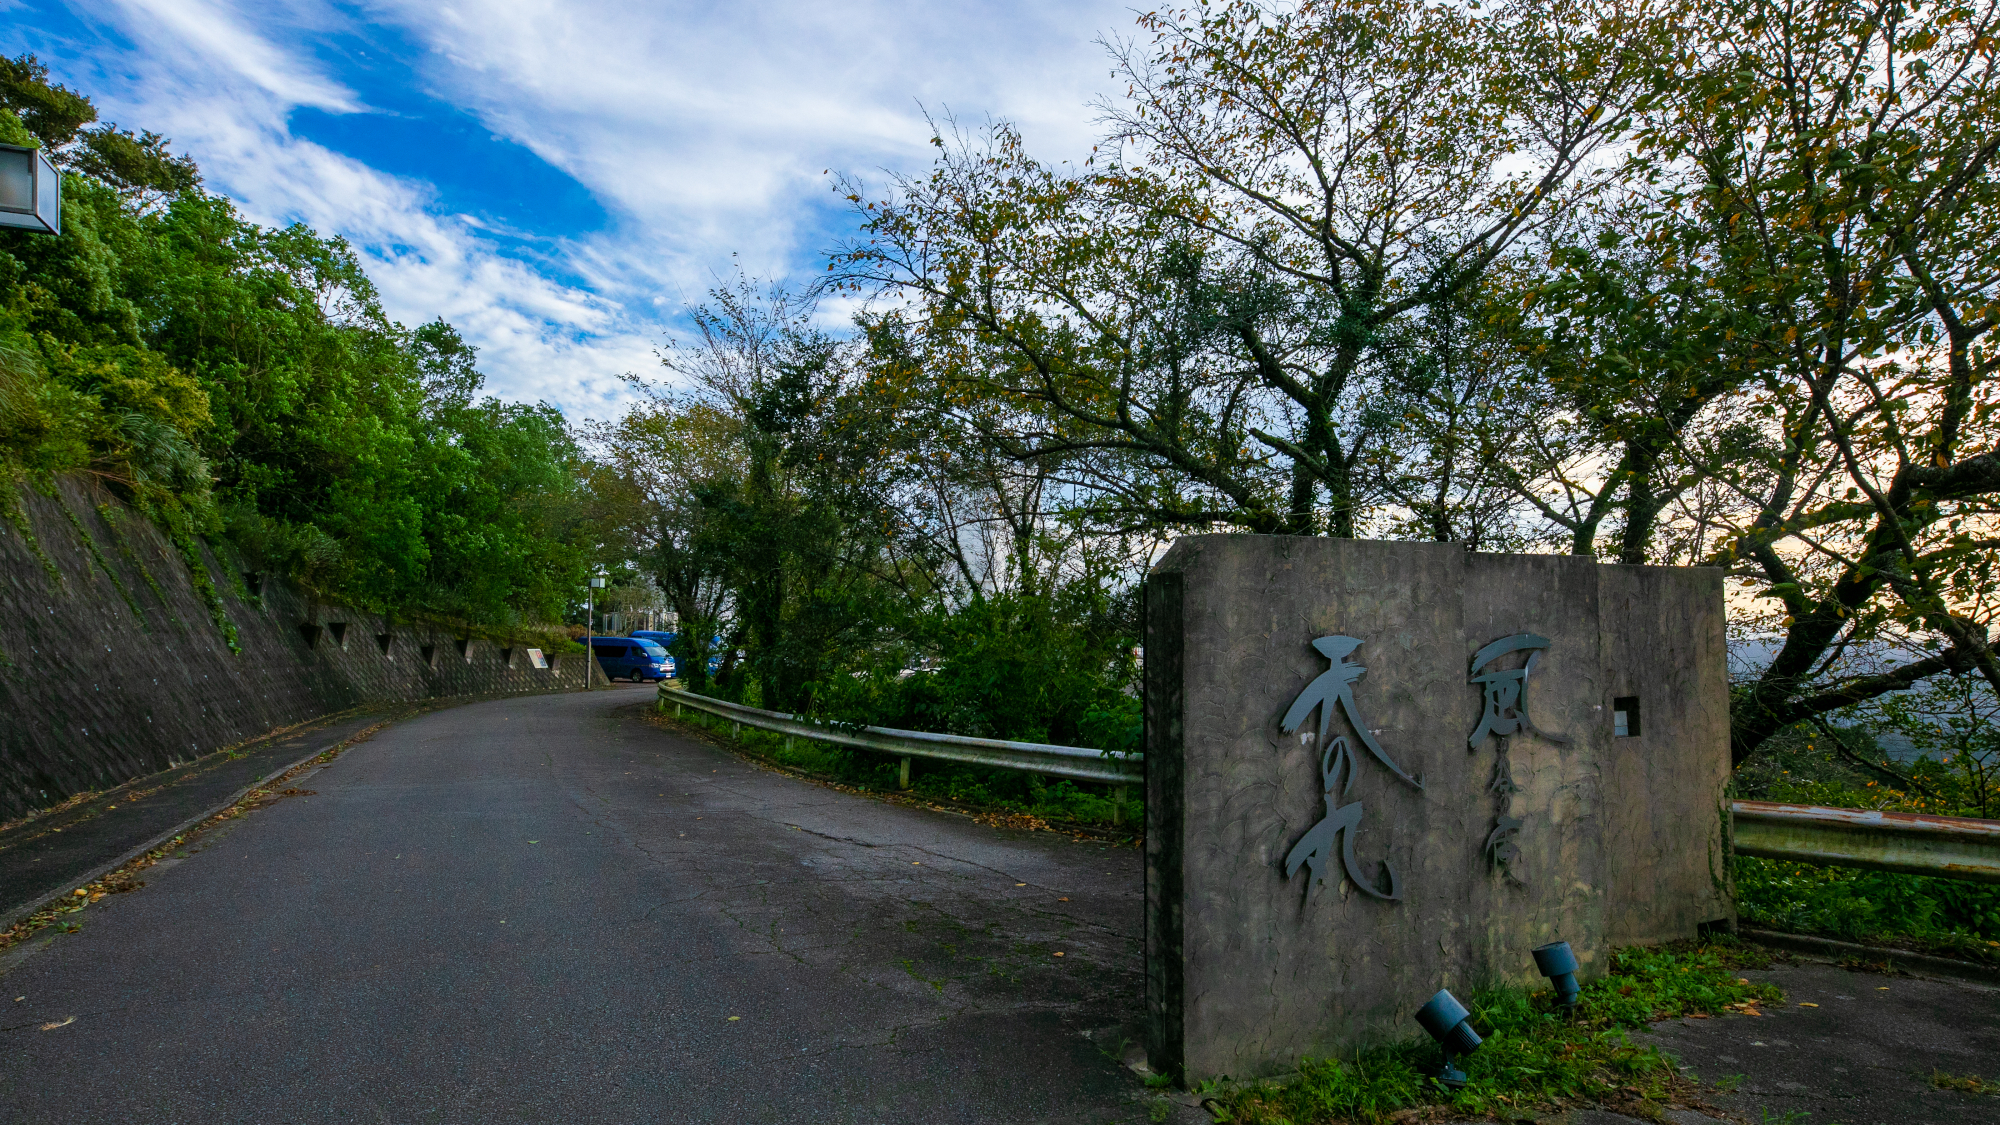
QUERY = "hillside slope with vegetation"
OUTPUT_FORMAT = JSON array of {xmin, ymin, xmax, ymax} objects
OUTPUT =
[{"xmin": 0, "ymin": 55, "xmax": 607, "ymax": 643}]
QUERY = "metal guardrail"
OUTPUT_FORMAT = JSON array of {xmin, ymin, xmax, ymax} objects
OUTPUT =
[
  {"xmin": 1731, "ymin": 800, "xmax": 2000, "ymax": 885},
  {"xmin": 657, "ymin": 685, "xmax": 1143, "ymax": 786},
  {"xmin": 660, "ymin": 684, "xmax": 2000, "ymax": 881}
]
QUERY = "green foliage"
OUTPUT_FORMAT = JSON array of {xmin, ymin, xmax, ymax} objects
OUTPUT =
[
  {"xmin": 610, "ymin": 276, "xmax": 1148, "ymax": 819},
  {"xmin": 0, "ymin": 59, "xmax": 602, "ymax": 640},
  {"xmin": 810, "ymin": 586, "xmax": 1139, "ymax": 751},
  {"xmin": 0, "ymin": 55, "xmax": 94, "ymax": 147},
  {"xmin": 1217, "ymin": 940, "xmax": 1782, "ymax": 1124},
  {"xmin": 0, "ymin": 105, "xmax": 34, "ymax": 148},
  {"xmin": 1735, "ymin": 857, "xmax": 2000, "ymax": 963}
]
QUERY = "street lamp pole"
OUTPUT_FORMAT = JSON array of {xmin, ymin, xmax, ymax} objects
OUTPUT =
[{"xmin": 587, "ymin": 573, "xmax": 606, "ymax": 690}]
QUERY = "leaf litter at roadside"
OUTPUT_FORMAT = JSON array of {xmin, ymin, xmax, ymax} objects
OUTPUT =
[{"xmin": 0, "ymin": 720, "xmax": 386, "ymax": 957}]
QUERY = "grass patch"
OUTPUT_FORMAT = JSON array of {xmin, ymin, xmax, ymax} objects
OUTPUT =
[
  {"xmin": 1208, "ymin": 939, "xmax": 1782, "ymax": 1124},
  {"xmin": 1930, "ymin": 1070, "xmax": 1995, "ymax": 1096},
  {"xmin": 1735, "ymin": 856, "xmax": 2000, "ymax": 965}
]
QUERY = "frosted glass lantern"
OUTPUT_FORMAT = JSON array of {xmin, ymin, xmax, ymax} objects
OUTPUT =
[{"xmin": 0, "ymin": 144, "xmax": 61, "ymax": 234}]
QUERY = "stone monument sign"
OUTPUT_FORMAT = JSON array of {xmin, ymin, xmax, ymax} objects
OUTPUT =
[{"xmin": 1143, "ymin": 536, "xmax": 1731, "ymax": 1080}]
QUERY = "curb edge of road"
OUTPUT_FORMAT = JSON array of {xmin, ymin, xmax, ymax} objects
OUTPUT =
[
  {"xmin": 1743, "ymin": 926, "xmax": 2000, "ymax": 988},
  {"xmin": 0, "ymin": 726, "xmax": 377, "ymax": 937}
]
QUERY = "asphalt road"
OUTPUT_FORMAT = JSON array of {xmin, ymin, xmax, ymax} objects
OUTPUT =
[
  {"xmin": 1637, "ymin": 960, "xmax": 2000, "ymax": 1125},
  {"xmin": 0, "ymin": 685, "xmax": 1154, "ymax": 1124}
]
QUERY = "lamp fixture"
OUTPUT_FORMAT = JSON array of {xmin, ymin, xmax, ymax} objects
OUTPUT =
[
  {"xmin": 0, "ymin": 144, "xmax": 60, "ymax": 234},
  {"xmin": 1414, "ymin": 989, "xmax": 1482, "ymax": 1089},
  {"xmin": 1533, "ymin": 941, "xmax": 1582, "ymax": 1009}
]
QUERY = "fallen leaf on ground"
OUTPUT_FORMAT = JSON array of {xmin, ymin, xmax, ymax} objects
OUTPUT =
[{"xmin": 39, "ymin": 1016, "xmax": 74, "ymax": 1030}]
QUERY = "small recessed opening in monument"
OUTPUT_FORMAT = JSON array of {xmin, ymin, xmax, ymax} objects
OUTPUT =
[{"xmin": 1613, "ymin": 695, "xmax": 1641, "ymax": 737}]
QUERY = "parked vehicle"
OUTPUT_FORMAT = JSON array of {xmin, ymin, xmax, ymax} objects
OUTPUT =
[
  {"xmin": 591, "ymin": 637, "xmax": 672, "ymax": 682},
  {"xmin": 628, "ymin": 630, "xmax": 725, "ymax": 676},
  {"xmin": 628, "ymin": 631, "xmax": 678, "ymax": 676}
]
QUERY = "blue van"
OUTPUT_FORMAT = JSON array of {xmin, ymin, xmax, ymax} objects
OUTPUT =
[
  {"xmin": 591, "ymin": 636, "xmax": 671, "ymax": 682},
  {"xmin": 629, "ymin": 630, "xmax": 727, "ymax": 676},
  {"xmin": 630, "ymin": 631, "xmax": 677, "ymax": 676}
]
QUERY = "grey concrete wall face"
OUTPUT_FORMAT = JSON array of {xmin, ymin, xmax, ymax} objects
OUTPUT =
[
  {"xmin": 0, "ymin": 477, "xmax": 584, "ymax": 821},
  {"xmin": 1144, "ymin": 536, "xmax": 1731, "ymax": 1080}
]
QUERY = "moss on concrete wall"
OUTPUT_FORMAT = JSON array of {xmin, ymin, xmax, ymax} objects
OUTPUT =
[{"xmin": 0, "ymin": 475, "xmax": 583, "ymax": 821}]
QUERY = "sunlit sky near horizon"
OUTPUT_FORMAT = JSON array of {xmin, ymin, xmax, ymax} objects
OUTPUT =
[{"xmin": 0, "ymin": 0, "xmax": 1139, "ymax": 420}]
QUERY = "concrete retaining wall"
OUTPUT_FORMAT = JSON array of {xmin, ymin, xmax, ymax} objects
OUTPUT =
[
  {"xmin": 1144, "ymin": 536, "xmax": 1732, "ymax": 1080},
  {"xmin": 0, "ymin": 476, "xmax": 582, "ymax": 822}
]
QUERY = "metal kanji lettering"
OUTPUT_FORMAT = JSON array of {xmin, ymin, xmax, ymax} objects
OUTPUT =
[{"xmin": 1279, "ymin": 636, "xmax": 1419, "ymax": 901}]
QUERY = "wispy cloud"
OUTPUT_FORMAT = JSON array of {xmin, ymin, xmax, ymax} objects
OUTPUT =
[
  {"xmin": 108, "ymin": 0, "xmax": 360, "ymax": 110},
  {"xmin": 7, "ymin": 0, "xmax": 1133, "ymax": 418}
]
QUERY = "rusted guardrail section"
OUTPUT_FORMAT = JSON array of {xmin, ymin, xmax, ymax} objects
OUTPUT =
[
  {"xmin": 657, "ymin": 684, "xmax": 1143, "ymax": 786},
  {"xmin": 1731, "ymin": 800, "xmax": 2000, "ymax": 884}
]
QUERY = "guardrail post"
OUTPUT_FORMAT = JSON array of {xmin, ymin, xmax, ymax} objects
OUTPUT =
[
  {"xmin": 899, "ymin": 756, "xmax": 911, "ymax": 790},
  {"xmin": 731, "ymin": 720, "xmax": 740, "ymax": 740},
  {"xmin": 1114, "ymin": 784, "xmax": 1127, "ymax": 826}
]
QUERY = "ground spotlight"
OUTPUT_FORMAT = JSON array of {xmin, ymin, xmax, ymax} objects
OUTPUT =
[
  {"xmin": 1414, "ymin": 988, "xmax": 1481, "ymax": 1089},
  {"xmin": 1532, "ymin": 941, "xmax": 1581, "ymax": 1009}
]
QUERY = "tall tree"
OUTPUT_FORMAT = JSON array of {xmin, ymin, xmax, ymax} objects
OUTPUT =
[
  {"xmin": 1506, "ymin": 0, "xmax": 2000, "ymax": 763},
  {"xmin": 837, "ymin": 0, "xmax": 1650, "ymax": 538}
]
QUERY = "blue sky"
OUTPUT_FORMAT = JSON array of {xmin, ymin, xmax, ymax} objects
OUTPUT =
[{"xmin": 0, "ymin": 0, "xmax": 1135, "ymax": 418}]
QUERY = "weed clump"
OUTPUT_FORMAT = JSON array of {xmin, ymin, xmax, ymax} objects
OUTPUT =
[{"xmin": 1211, "ymin": 940, "xmax": 1781, "ymax": 1124}]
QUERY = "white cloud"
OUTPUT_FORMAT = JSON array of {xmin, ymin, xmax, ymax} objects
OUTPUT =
[
  {"xmin": 42, "ymin": 0, "xmax": 1137, "ymax": 419},
  {"xmin": 108, "ymin": 0, "xmax": 360, "ymax": 110}
]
